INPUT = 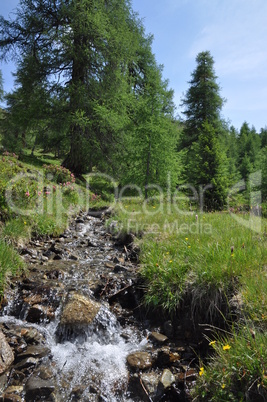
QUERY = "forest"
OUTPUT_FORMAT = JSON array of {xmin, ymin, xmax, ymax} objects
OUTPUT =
[
  {"xmin": 0, "ymin": 0, "xmax": 266, "ymax": 212},
  {"xmin": 0, "ymin": 1, "xmax": 266, "ymax": 402}
]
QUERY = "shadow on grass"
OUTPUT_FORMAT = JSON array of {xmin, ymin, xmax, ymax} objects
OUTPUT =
[{"xmin": 19, "ymin": 152, "xmax": 62, "ymax": 168}]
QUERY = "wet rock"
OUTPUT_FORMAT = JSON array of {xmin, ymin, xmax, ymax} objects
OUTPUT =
[
  {"xmin": 140, "ymin": 372, "xmax": 160, "ymax": 397},
  {"xmin": 76, "ymin": 218, "xmax": 84, "ymax": 224},
  {"xmin": 149, "ymin": 331, "xmax": 168, "ymax": 344},
  {"xmin": 13, "ymin": 357, "xmax": 38, "ymax": 371},
  {"xmin": 156, "ymin": 347, "xmax": 181, "ymax": 367},
  {"xmin": 56, "ymin": 293, "xmax": 100, "ymax": 341},
  {"xmin": 43, "ymin": 250, "xmax": 56, "ymax": 260},
  {"xmin": 0, "ymin": 330, "xmax": 14, "ymax": 374},
  {"xmin": 1, "ymin": 386, "xmax": 23, "ymax": 402},
  {"xmin": 0, "ymin": 394, "xmax": 22, "ymax": 402},
  {"xmin": 127, "ymin": 351, "xmax": 154, "ymax": 371},
  {"xmin": 25, "ymin": 377, "xmax": 55, "ymax": 400},
  {"xmin": 68, "ymin": 254, "xmax": 79, "ymax": 261},
  {"xmin": 26, "ymin": 304, "xmax": 55, "ymax": 323},
  {"xmin": 113, "ymin": 264, "xmax": 128, "ymax": 273},
  {"xmin": 159, "ymin": 369, "xmax": 175, "ymax": 390},
  {"xmin": 17, "ymin": 345, "xmax": 50, "ymax": 359},
  {"xmin": 20, "ymin": 328, "xmax": 45, "ymax": 344},
  {"xmin": 113, "ymin": 256, "xmax": 125, "ymax": 265}
]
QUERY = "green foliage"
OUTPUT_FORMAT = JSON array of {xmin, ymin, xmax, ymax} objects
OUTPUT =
[
  {"xmin": 180, "ymin": 51, "xmax": 225, "ymax": 148},
  {"xmin": 0, "ymin": 240, "xmax": 25, "ymax": 295},
  {"xmin": 187, "ymin": 121, "xmax": 228, "ymax": 210},
  {"xmin": 114, "ymin": 199, "xmax": 266, "ymax": 400},
  {"xmin": 113, "ymin": 200, "xmax": 267, "ymax": 319},
  {"xmin": 43, "ymin": 164, "xmax": 76, "ymax": 185},
  {"xmin": 193, "ymin": 327, "xmax": 267, "ymax": 401}
]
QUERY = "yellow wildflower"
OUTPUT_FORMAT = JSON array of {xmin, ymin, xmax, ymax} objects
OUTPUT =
[
  {"xmin": 221, "ymin": 384, "xmax": 226, "ymax": 389},
  {"xmin": 185, "ymin": 237, "xmax": 188, "ymax": 240},
  {"xmin": 199, "ymin": 367, "xmax": 204, "ymax": 376},
  {"xmin": 223, "ymin": 344, "xmax": 231, "ymax": 351},
  {"xmin": 209, "ymin": 340, "xmax": 216, "ymax": 346}
]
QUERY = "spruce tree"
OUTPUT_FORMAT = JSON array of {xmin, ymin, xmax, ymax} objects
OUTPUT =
[
  {"xmin": 179, "ymin": 51, "xmax": 227, "ymax": 210},
  {"xmin": 180, "ymin": 51, "xmax": 225, "ymax": 149}
]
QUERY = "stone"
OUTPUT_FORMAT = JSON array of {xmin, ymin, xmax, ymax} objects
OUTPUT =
[
  {"xmin": 60, "ymin": 293, "xmax": 100, "ymax": 325},
  {"xmin": 159, "ymin": 369, "xmax": 175, "ymax": 389},
  {"xmin": 3, "ymin": 386, "xmax": 23, "ymax": 395},
  {"xmin": 149, "ymin": 332, "xmax": 168, "ymax": 344},
  {"xmin": 17, "ymin": 345, "xmax": 50, "ymax": 359},
  {"xmin": 140, "ymin": 372, "xmax": 160, "ymax": 397},
  {"xmin": 20, "ymin": 327, "xmax": 44, "ymax": 344},
  {"xmin": 13, "ymin": 357, "xmax": 38, "ymax": 371},
  {"xmin": 42, "ymin": 250, "xmax": 56, "ymax": 260},
  {"xmin": 0, "ymin": 394, "xmax": 22, "ymax": 402},
  {"xmin": 113, "ymin": 264, "xmax": 128, "ymax": 273},
  {"xmin": 156, "ymin": 347, "xmax": 181, "ymax": 367},
  {"xmin": 26, "ymin": 304, "xmax": 55, "ymax": 323},
  {"xmin": 56, "ymin": 293, "xmax": 101, "ymax": 341},
  {"xmin": 105, "ymin": 262, "xmax": 115, "ymax": 269},
  {"xmin": 25, "ymin": 377, "xmax": 55, "ymax": 400},
  {"xmin": 68, "ymin": 254, "xmax": 79, "ymax": 261},
  {"xmin": 87, "ymin": 240, "xmax": 98, "ymax": 247},
  {"xmin": 127, "ymin": 352, "xmax": 153, "ymax": 371},
  {"xmin": 0, "ymin": 330, "xmax": 14, "ymax": 374}
]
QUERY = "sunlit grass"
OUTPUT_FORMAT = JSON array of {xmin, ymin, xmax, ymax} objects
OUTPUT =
[
  {"xmin": 193, "ymin": 326, "xmax": 267, "ymax": 401},
  {"xmin": 113, "ymin": 199, "xmax": 267, "ymax": 400},
  {"xmin": 113, "ymin": 200, "xmax": 266, "ymax": 320}
]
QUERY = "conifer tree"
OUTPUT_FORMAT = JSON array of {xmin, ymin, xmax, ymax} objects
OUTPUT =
[{"xmin": 179, "ymin": 51, "xmax": 227, "ymax": 210}]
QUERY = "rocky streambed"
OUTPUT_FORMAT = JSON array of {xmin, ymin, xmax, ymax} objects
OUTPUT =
[{"xmin": 0, "ymin": 211, "xmax": 200, "ymax": 401}]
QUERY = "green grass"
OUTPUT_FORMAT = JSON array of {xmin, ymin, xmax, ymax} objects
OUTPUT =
[
  {"xmin": 0, "ymin": 239, "xmax": 25, "ymax": 295},
  {"xmin": 0, "ymin": 151, "xmax": 95, "ymax": 293},
  {"xmin": 112, "ymin": 198, "xmax": 267, "ymax": 401},
  {"xmin": 193, "ymin": 326, "xmax": 267, "ymax": 401},
  {"xmin": 113, "ymin": 200, "xmax": 266, "ymax": 319}
]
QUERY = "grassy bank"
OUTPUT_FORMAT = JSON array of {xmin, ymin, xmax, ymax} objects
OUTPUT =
[{"xmin": 112, "ymin": 199, "xmax": 267, "ymax": 401}]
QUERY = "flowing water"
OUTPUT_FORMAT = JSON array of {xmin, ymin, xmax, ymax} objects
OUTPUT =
[{"xmin": 0, "ymin": 215, "xmax": 149, "ymax": 401}]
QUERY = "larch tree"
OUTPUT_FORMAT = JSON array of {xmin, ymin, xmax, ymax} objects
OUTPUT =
[
  {"xmin": 120, "ymin": 35, "xmax": 179, "ymax": 198},
  {"xmin": 0, "ymin": 0, "xmax": 141, "ymax": 175}
]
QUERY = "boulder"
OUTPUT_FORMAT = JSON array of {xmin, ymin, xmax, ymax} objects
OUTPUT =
[
  {"xmin": 25, "ymin": 377, "xmax": 55, "ymax": 400},
  {"xmin": 56, "ymin": 293, "xmax": 100, "ymax": 341},
  {"xmin": 127, "ymin": 351, "xmax": 153, "ymax": 371},
  {"xmin": 0, "ymin": 331, "xmax": 14, "ymax": 374}
]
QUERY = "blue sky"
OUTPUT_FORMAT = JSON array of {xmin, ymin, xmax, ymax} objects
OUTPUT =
[{"xmin": 1, "ymin": 0, "xmax": 267, "ymax": 131}]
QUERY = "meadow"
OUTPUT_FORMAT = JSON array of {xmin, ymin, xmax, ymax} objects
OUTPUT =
[{"xmin": 112, "ymin": 198, "xmax": 267, "ymax": 401}]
